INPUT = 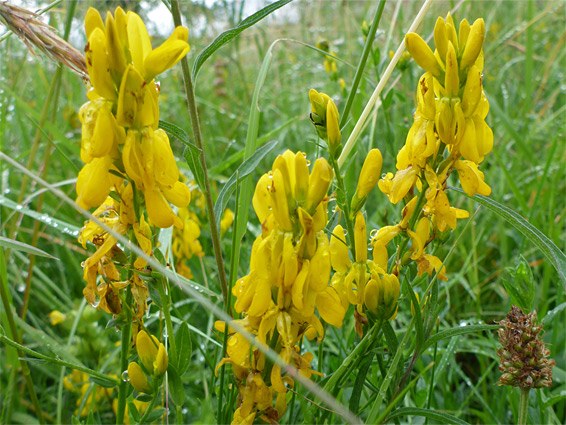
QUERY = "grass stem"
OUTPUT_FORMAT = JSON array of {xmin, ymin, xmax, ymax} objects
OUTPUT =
[{"xmin": 518, "ymin": 388, "xmax": 530, "ymax": 425}]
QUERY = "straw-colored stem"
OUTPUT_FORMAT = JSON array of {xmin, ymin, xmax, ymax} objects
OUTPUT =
[{"xmin": 337, "ymin": 0, "xmax": 435, "ymax": 167}]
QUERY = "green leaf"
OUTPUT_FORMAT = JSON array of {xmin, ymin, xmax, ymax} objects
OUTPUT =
[
  {"xmin": 0, "ymin": 236, "xmax": 58, "ymax": 260},
  {"xmin": 127, "ymin": 401, "xmax": 140, "ymax": 423},
  {"xmin": 191, "ymin": 0, "xmax": 293, "ymax": 80},
  {"xmin": 214, "ymin": 140, "xmax": 278, "ymax": 226},
  {"xmin": 88, "ymin": 376, "xmax": 117, "ymax": 388},
  {"xmin": 143, "ymin": 408, "xmax": 166, "ymax": 423},
  {"xmin": 159, "ymin": 120, "xmax": 206, "ymax": 191},
  {"xmin": 423, "ymin": 324, "xmax": 499, "ymax": 351},
  {"xmin": 167, "ymin": 365, "xmax": 186, "ymax": 407},
  {"xmin": 387, "ymin": 407, "xmax": 471, "ymax": 425},
  {"xmin": 542, "ymin": 302, "xmax": 566, "ymax": 325},
  {"xmin": 175, "ymin": 321, "xmax": 192, "ymax": 376},
  {"xmin": 502, "ymin": 256, "xmax": 535, "ymax": 311},
  {"xmin": 455, "ymin": 189, "xmax": 566, "ymax": 290}
]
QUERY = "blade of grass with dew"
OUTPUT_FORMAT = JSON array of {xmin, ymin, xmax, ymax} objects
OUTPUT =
[
  {"xmin": 0, "ymin": 151, "xmax": 363, "ymax": 424},
  {"xmin": 0, "ymin": 236, "xmax": 58, "ymax": 259},
  {"xmin": 423, "ymin": 324, "xmax": 500, "ymax": 351},
  {"xmin": 454, "ymin": 188, "xmax": 566, "ymax": 289},
  {"xmin": 387, "ymin": 407, "xmax": 471, "ymax": 425},
  {"xmin": 192, "ymin": 0, "xmax": 293, "ymax": 80}
]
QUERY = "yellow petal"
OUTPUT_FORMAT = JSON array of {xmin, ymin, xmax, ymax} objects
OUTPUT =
[
  {"xmin": 144, "ymin": 27, "xmax": 191, "ymax": 82},
  {"xmin": 86, "ymin": 28, "xmax": 116, "ymax": 100},
  {"xmin": 116, "ymin": 65, "xmax": 145, "ymax": 127},
  {"xmin": 294, "ymin": 151, "xmax": 309, "ymax": 204},
  {"xmin": 306, "ymin": 158, "xmax": 333, "ymax": 213},
  {"xmin": 330, "ymin": 225, "xmax": 351, "ymax": 273},
  {"xmin": 136, "ymin": 331, "xmax": 159, "ymax": 373},
  {"xmin": 460, "ymin": 18, "xmax": 485, "ymax": 69},
  {"xmin": 154, "ymin": 343, "xmax": 168, "ymax": 375},
  {"xmin": 128, "ymin": 362, "xmax": 151, "ymax": 394},
  {"xmin": 444, "ymin": 42, "xmax": 459, "ymax": 97},
  {"xmin": 405, "ymin": 33, "xmax": 442, "ymax": 77},
  {"xmin": 85, "ymin": 8, "xmax": 104, "ymax": 40},
  {"xmin": 316, "ymin": 287, "xmax": 345, "ymax": 328},
  {"xmin": 76, "ymin": 157, "xmax": 113, "ymax": 209},
  {"xmin": 461, "ymin": 65, "xmax": 482, "ymax": 116},
  {"xmin": 354, "ymin": 211, "xmax": 367, "ymax": 263},
  {"xmin": 162, "ymin": 181, "xmax": 191, "ymax": 208},
  {"xmin": 309, "ymin": 234, "xmax": 331, "ymax": 292},
  {"xmin": 433, "ymin": 16, "xmax": 448, "ymax": 63},
  {"xmin": 126, "ymin": 12, "xmax": 152, "ymax": 76},
  {"xmin": 104, "ymin": 12, "xmax": 126, "ymax": 76},
  {"xmin": 144, "ymin": 187, "xmax": 181, "ymax": 228},
  {"xmin": 356, "ymin": 149, "xmax": 383, "ymax": 199},
  {"xmin": 326, "ymin": 98, "xmax": 341, "ymax": 154},
  {"xmin": 252, "ymin": 174, "xmax": 272, "ymax": 224}
]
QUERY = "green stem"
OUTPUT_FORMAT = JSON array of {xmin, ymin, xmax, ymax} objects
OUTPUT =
[
  {"xmin": 518, "ymin": 388, "xmax": 530, "ymax": 425},
  {"xmin": 170, "ymin": 0, "xmax": 229, "ymax": 306},
  {"xmin": 116, "ymin": 287, "xmax": 133, "ymax": 425},
  {"xmin": 328, "ymin": 155, "xmax": 356, "ymax": 259},
  {"xmin": 339, "ymin": 0, "xmax": 386, "ymax": 128}
]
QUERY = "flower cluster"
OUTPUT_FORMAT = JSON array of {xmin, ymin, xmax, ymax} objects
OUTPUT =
[
  {"xmin": 376, "ymin": 13, "xmax": 493, "ymax": 280},
  {"xmin": 497, "ymin": 305, "xmax": 555, "ymax": 389},
  {"xmin": 76, "ymin": 8, "xmax": 191, "ymax": 312},
  {"xmin": 216, "ymin": 150, "xmax": 346, "ymax": 424}
]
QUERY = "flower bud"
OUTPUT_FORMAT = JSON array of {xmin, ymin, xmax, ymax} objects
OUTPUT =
[
  {"xmin": 136, "ymin": 330, "xmax": 159, "ymax": 374},
  {"xmin": 354, "ymin": 211, "xmax": 367, "ymax": 263},
  {"xmin": 405, "ymin": 33, "xmax": 442, "ymax": 78},
  {"xmin": 154, "ymin": 343, "xmax": 168, "ymax": 375},
  {"xmin": 460, "ymin": 18, "xmax": 485, "ymax": 69},
  {"xmin": 353, "ymin": 149, "xmax": 383, "ymax": 208},
  {"xmin": 326, "ymin": 99, "xmax": 341, "ymax": 156},
  {"xmin": 128, "ymin": 362, "xmax": 152, "ymax": 394}
]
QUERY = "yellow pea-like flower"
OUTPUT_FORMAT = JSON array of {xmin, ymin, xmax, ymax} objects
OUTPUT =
[
  {"xmin": 294, "ymin": 152, "xmax": 309, "ymax": 204},
  {"xmin": 326, "ymin": 98, "xmax": 341, "ymax": 155},
  {"xmin": 330, "ymin": 225, "xmax": 351, "ymax": 273},
  {"xmin": 454, "ymin": 160, "xmax": 491, "ymax": 196},
  {"xmin": 76, "ymin": 156, "xmax": 113, "ymax": 209},
  {"xmin": 461, "ymin": 65, "xmax": 482, "ymax": 116},
  {"xmin": 460, "ymin": 18, "xmax": 485, "ymax": 69},
  {"xmin": 136, "ymin": 330, "xmax": 159, "ymax": 373},
  {"xmin": 364, "ymin": 279, "xmax": 380, "ymax": 314},
  {"xmin": 86, "ymin": 28, "xmax": 117, "ymax": 100},
  {"xmin": 405, "ymin": 33, "xmax": 442, "ymax": 78},
  {"xmin": 354, "ymin": 211, "xmax": 367, "ymax": 263},
  {"xmin": 355, "ymin": 148, "xmax": 383, "ymax": 199},
  {"xmin": 143, "ymin": 26, "xmax": 191, "ymax": 82},
  {"xmin": 85, "ymin": 7, "xmax": 104, "ymax": 39},
  {"xmin": 128, "ymin": 362, "xmax": 152, "ymax": 394},
  {"xmin": 306, "ymin": 158, "xmax": 333, "ymax": 214},
  {"xmin": 154, "ymin": 343, "xmax": 168, "ymax": 375},
  {"xmin": 444, "ymin": 42, "xmax": 459, "ymax": 97},
  {"xmin": 433, "ymin": 16, "xmax": 449, "ymax": 62}
]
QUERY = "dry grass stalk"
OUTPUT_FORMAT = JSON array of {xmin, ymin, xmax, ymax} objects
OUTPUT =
[{"xmin": 0, "ymin": 1, "xmax": 87, "ymax": 77}]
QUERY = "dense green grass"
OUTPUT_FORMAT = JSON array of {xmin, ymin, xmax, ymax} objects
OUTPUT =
[{"xmin": 0, "ymin": 0, "xmax": 564, "ymax": 424}]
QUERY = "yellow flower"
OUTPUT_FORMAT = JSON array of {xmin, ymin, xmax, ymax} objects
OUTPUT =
[
  {"xmin": 308, "ymin": 89, "xmax": 342, "ymax": 155},
  {"xmin": 136, "ymin": 330, "xmax": 167, "ymax": 376},
  {"xmin": 351, "ymin": 149, "xmax": 383, "ymax": 212},
  {"xmin": 48, "ymin": 310, "xmax": 66, "ymax": 325},
  {"xmin": 221, "ymin": 208, "xmax": 234, "ymax": 234}
]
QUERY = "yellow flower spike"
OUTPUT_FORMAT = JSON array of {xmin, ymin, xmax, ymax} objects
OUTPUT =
[
  {"xmin": 330, "ymin": 225, "xmax": 351, "ymax": 273},
  {"xmin": 316, "ymin": 287, "xmax": 345, "ymax": 327},
  {"xmin": 306, "ymin": 158, "xmax": 333, "ymax": 214},
  {"xmin": 104, "ymin": 12, "xmax": 127, "ymax": 77},
  {"xmin": 444, "ymin": 42, "xmax": 460, "ymax": 97},
  {"xmin": 294, "ymin": 152, "xmax": 309, "ymax": 204},
  {"xmin": 309, "ymin": 233, "xmax": 331, "ymax": 292},
  {"xmin": 354, "ymin": 211, "xmax": 367, "ymax": 263},
  {"xmin": 405, "ymin": 33, "xmax": 442, "ymax": 78},
  {"xmin": 143, "ymin": 26, "xmax": 190, "ymax": 82},
  {"xmin": 136, "ymin": 330, "xmax": 159, "ymax": 374},
  {"xmin": 433, "ymin": 17, "xmax": 449, "ymax": 63},
  {"xmin": 128, "ymin": 362, "xmax": 152, "ymax": 394},
  {"xmin": 364, "ymin": 278, "xmax": 380, "ymax": 313},
  {"xmin": 85, "ymin": 8, "xmax": 104, "ymax": 39},
  {"xmin": 76, "ymin": 156, "xmax": 113, "ymax": 209},
  {"xmin": 270, "ymin": 168, "xmax": 293, "ymax": 231},
  {"xmin": 355, "ymin": 148, "xmax": 383, "ymax": 200},
  {"xmin": 154, "ymin": 343, "xmax": 168, "ymax": 375},
  {"xmin": 454, "ymin": 160, "xmax": 491, "ymax": 196},
  {"xmin": 458, "ymin": 19, "xmax": 471, "ymax": 51},
  {"xmin": 86, "ymin": 28, "xmax": 117, "ymax": 100},
  {"xmin": 461, "ymin": 65, "xmax": 482, "ymax": 116},
  {"xmin": 460, "ymin": 18, "xmax": 485, "ymax": 70},
  {"xmin": 326, "ymin": 98, "xmax": 341, "ymax": 155}
]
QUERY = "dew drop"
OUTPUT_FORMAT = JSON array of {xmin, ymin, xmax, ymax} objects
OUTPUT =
[{"xmin": 121, "ymin": 370, "xmax": 129, "ymax": 382}]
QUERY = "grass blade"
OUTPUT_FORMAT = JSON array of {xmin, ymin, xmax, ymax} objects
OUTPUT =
[
  {"xmin": 0, "ymin": 236, "xmax": 58, "ymax": 260},
  {"xmin": 387, "ymin": 407, "xmax": 471, "ymax": 425}
]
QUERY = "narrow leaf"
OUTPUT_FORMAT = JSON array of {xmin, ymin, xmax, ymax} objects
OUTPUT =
[
  {"xmin": 423, "ymin": 324, "xmax": 499, "ymax": 351},
  {"xmin": 455, "ymin": 188, "xmax": 566, "ymax": 290},
  {"xmin": 175, "ymin": 321, "xmax": 192, "ymax": 376},
  {"xmin": 0, "ymin": 236, "xmax": 58, "ymax": 260},
  {"xmin": 214, "ymin": 140, "xmax": 278, "ymax": 225},
  {"xmin": 167, "ymin": 365, "xmax": 186, "ymax": 407},
  {"xmin": 192, "ymin": 0, "xmax": 293, "ymax": 80}
]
